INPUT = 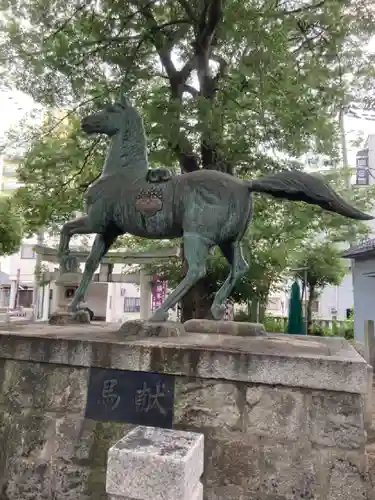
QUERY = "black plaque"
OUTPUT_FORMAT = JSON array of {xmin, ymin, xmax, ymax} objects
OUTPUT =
[{"xmin": 85, "ymin": 368, "xmax": 175, "ymax": 428}]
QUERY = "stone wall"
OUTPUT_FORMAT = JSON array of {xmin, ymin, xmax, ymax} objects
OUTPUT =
[{"xmin": 0, "ymin": 326, "xmax": 371, "ymax": 500}]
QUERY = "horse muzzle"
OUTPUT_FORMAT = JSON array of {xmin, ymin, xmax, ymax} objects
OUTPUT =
[{"xmin": 81, "ymin": 117, "xmax": 101, "ymax": 134}]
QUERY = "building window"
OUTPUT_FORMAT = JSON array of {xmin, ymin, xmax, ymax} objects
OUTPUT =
[
  {"xmin": 20, "ymin": 244, "xmax": 36, "ymax": 259},
  {"xmin": 124, "ymin": 297, "xmax": 141, "ymax": 313}
]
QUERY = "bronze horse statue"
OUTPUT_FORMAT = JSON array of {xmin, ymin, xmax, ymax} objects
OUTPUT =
[{"xmin": 58, "ymin": 94, "xmax": 372, "ymax": 321}]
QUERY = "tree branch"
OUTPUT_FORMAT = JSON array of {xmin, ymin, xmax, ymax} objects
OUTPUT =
[
  {"xmin": 196, "ymin": 0, "xmax": 224, "ymax": 52},
  {"xmin": 277, "ymin": 0, "xmax": 326, "ymax": 15},
  {"xmin": 60, "ymin": 136, "xmax": 102, "ymax": 191},
  {"xmin": 132, "ymin": 0, "xmax": 200, "ymax": 173},
  {"xmin": 183, "ymin": 84, "xmax": 199, "ymax": 97},
  {"xmin": 43, "ymin": 3, "xmax": 89, "ymax": 44},
  {"xmin": 176, "ymin": 0, "xmax": 198, "ymax": 21}
]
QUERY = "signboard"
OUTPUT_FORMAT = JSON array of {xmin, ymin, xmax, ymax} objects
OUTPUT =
[
  {"xmin": 356, "ymin": 150, "xmax": 370, "ymax": 185},
  {"xmin": 85, "ymin": 368, "xmax": 175, "ymax": 428},
  {"xmin": 356, "ymin": 167, "xmax": 369, "ymax": 186}
]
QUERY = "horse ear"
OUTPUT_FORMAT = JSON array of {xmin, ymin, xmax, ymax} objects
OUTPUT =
[{"xmin": 119, "ymin": 91, "xmax": 132, "ymax": 108}]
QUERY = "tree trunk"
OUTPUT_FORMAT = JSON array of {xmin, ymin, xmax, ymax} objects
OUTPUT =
[
  {"xmin": 307, "ymin": 284, "xmax": 315, "ymax": 334},
  {"xmin": 249, "ymin": 299, "xmax": 259, "ymax": 322},
  {"xmin": 180, "ymin": 278, "xmax": 213, "ymax": 322},
  {"xmin": 258, "ymin": 302, "xmax": 267, "ymax": 324},
  {"xmin": 179, "ymin": 243, "xmax": 212, "ymax": 321}
]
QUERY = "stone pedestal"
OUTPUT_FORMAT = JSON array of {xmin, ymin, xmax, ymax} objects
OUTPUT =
[
  {"xmin": 184, "ymin": 319, "xmax": 266, "ymax": 336},
  {"xmin": 118, "ymin": 319, "xmax": 185, "ymax": 338},
  {"xmin": 49, "ymin": 271, "xmax": 90, "ymax": 325},
  {"xmin": 0, "ymin": 325, "xmax": 371, "ymax": 500},
  {"xmin": 106, "ymin": 426, "xmax": 204, "ymax": 500}
]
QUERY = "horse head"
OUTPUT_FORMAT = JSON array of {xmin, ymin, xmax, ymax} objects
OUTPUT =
[
  {"xmin": 81, "ymin": 92, "xmax": 142, "ymax": 138},
  {"xmin": 81, "ymin": 102, "xmax": 128, "ymax": 137}
]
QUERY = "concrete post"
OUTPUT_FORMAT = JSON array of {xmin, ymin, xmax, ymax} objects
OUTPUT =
[
  {"xmin": 8, "ymin": 280, "xmax": 17, "ymax": 310},
  {"xmin": 139, "ymin": 270, "xmax": 152, "ymax": 320},
  {"xmin": 364, "ymin": 319, "xmax": 375, "ymax": 368},
  {"xmin": 106, "ymin": 426, "xmax": 204, "ymax": 500},
  {"xmin": 363, "ymin": 320, "xmax": 375, "ymax": 431}
]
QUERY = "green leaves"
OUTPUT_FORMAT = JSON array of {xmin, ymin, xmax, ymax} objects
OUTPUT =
[
  {"xmin": 293, "ymin": 242, "xmax": 347, "ymax": 291},
  {"xmin": 13, "ymin": 114, "xmax": 106, "ymax": 233},
  {"xmin": 0, "ymin": 195, "xmax": 23, "ymax": 256},
  {"xmin": 2, "ymin": 0, "xmax": 374, "ymax": 316}
]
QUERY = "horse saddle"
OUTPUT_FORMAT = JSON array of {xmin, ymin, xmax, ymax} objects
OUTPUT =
[{"xmin": 146, "ymin": 167, "xmax": 173, "ymax": 183}]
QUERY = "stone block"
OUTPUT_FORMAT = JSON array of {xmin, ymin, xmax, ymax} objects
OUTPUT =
[
  {"xmin": 245, "ymin": 386, "xmax": 306, "ymax": 440},
  {"xmin": 52, "ymin": 463, "xmax": 91, "ymax": 500},
  {"xmin": 3, "ymin": 459, "xmax": 52, "ymax": 500},
  {"xmin": 49, "ymin": 310, "xmax": 90, "ymax": 325},
  {"xmin": 324, "ymin": 451, "xmax": 370, "ymax": 500},
  {"xmin": 0, "ymin": 360, "xmax": 88, "ymax": 412},
  {"xmin": 261, "ymin": 442, "xmax": 323, "ymax": 499},
  {"xmin": 203, "ymin": 432, "xmax": 261, "ymax": 491},
  {"xmin": 307, "ymin": 391, "xmax": 366, "ymax": 449},
  {"xmin": 106, "ymin": 426, "xmax": 204, "ymax": 500},
  {"xmin": 0, "ymin": 329, "xmax": 368, "ymax": 395},
  {"xmin": 183, "ymin": 319, "xmax": 266, "ymax": 336},
  {"xmin": 174, "ymin": 378, "xmax": 241, "ymax": 430},
  {"xmin": 117, "ymin": 320, "xmax": 185, "ymax": 338},
  {"xmin": 55, "ymin": 272, "xmax": 82, "ymax": 286}
]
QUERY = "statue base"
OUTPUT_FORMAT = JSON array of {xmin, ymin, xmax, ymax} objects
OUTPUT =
[
  {"xmin": 184, "ymin": 319, "xmax": 266, "ymax": 336},
  {"xmin": 117, "ymin": 319, "xmax": 185, "ymax": 339},
  {"xmin": 0, "ymin": 327, "xmax": 370, "ymax": 500},
  {"xmin": 49, "ymin": 309, "xmax": 90, "ymax": 325}
]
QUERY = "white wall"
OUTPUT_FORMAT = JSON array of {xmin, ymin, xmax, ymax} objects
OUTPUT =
[
  {"xmin": 317, "ymin": 273, "xmax": 354, "ymax": 320},
  {"xmin": 86, "ymin": 282, "xmax": 108, "ymax": 319},
  {"xmin": 352, "ymin": 258, "xmax": 375, "ymax": 343},
  {"xmin": 106, "ymin": 282, "xmax": 143, "ymax": 323}
]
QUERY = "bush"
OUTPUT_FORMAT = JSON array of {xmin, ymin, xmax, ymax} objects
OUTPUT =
[
  {"xmin": 310, "ymin": 324, "xmax": 326, "ymax": 336},
  {"xmin": 309, "ymin": 319, "xmax": 354, "ymax": 340},
  {"xmin": 263, "ymin": 316, "xmax": 287, "ymax": 333},
  {"xmin": 233, "ymin": 310, "xmax": 252, "ymax": 322}
]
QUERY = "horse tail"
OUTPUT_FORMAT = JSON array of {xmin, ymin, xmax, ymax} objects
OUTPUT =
[{"xmin": 247, "ymin": 170, "xmax": 373, "ymax": 221}]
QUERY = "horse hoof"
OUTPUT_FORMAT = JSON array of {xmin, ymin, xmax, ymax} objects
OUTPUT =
[
  {"xmin": 149, "ymin": 310, "xmax": 169, "ymax": 322},
  {"xmin": 210, "ymin": 304, "xmax": 225, "ymax": 320}
]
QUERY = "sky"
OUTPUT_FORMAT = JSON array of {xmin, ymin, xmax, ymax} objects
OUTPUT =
[{"xmin": 0, "ymin": 87, "xmax": 374, "ymax": 166}]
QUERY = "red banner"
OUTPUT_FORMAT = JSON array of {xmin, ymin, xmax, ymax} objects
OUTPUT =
[{"xmin": 152, "ymin": 276, "xmax": 167, "ymax": 312}]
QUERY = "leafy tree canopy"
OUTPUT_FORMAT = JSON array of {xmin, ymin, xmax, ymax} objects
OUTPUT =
[
  {"xmin": 292, "ymin": 241, "xmax": 348, "ymax": 329},
  {"xmin": 0, "ymin": 195, "xmax": 24, "ymax": 256},
  {"xmin": 2, "ymin": 0, "xmax": 375, "ymax": 318},
  {"xmin": 2, "ymin": 0, "xmax": 375, "ymax": 180}
]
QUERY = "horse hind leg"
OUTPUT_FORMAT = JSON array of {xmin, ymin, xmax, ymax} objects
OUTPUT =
[
  {"xmin": 150, "ymin": 233, "xmax": 212, "ymax": 322},
  {"xmin": 210, "ymin": 240, "xmax": 249, "ymax": 320}
]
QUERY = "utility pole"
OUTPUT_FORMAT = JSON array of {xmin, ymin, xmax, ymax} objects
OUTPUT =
[
  {"xmin": 339, "ymin": 107, "xmax": 351, "ymax": 189},
  {"xmin": 32, "ymin": 229, "xmax": 44, "ymax": 319}
]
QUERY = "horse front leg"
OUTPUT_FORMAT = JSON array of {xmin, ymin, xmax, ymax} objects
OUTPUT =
[
  {"xmin": 58, "ymin": 216, "xmax": 93, "ymax": 272},
  {"xmin": 69, "ymin": 233, "xmax": 118, "ymax": 312}
]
